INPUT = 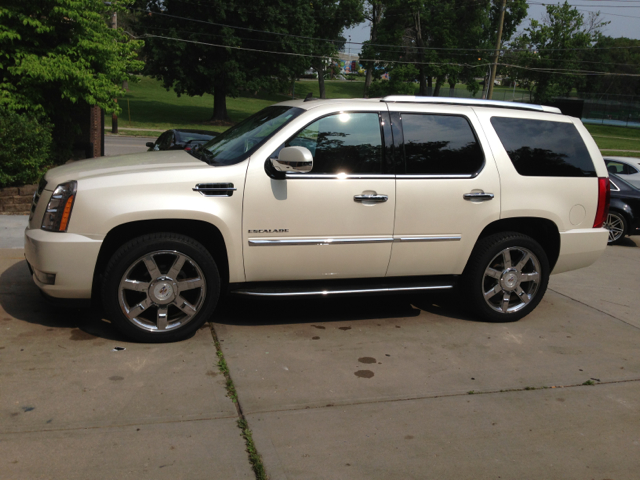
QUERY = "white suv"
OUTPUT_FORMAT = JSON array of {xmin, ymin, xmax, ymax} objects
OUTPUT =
[{"xmin": 25, "ymin": 96, "xmax": 610, "ymax": 342}]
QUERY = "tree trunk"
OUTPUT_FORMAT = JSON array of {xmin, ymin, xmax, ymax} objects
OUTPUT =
[
  {"xmin": 427, "ymin": 76, "xmax": 433, "ymax": 96},
  {"xmin": 317, "ymin": 64, "xmax": 326, "ymax": 99},
  {"xmin": 212, "ymin": 84, "xmax": 229, "ymax": 121},
  {"xmin": 433, "ymin": 75, "xmax": 445, "ymax": 97},
  {"xmin": 364, "ymin": 3, "xmax": 384, "ymax": 98},
  {"xmin": 419, "ymin": 68, "xmax": 427, "ymax": 96},
  {"xmin": 414, "ymin": 11, "xmax": 427, "ymax": 97},
  {"xmin": 364, "ymin": 68, "xmax": 373, "ymax": 98}
]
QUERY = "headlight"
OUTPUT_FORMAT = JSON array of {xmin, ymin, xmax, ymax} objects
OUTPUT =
[{"xmin": 41, "ymin": 181, "xmax": 77, "ymax": 232}]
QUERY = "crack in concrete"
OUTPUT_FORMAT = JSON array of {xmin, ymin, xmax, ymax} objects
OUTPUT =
[
  {"xmin": 242, "ymin": 377, "xmax": 640, "ymax": 416},
  {"xmin": 549, "ymin": 288, "xmax": 640, "ymax": 331},
  {"xmin": 0, "ymin": 414, "xmax": 240, "ymax": 435}
]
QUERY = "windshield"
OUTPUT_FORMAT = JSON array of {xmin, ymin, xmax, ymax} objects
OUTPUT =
[{"xmin": 197, "ymin": 106, "xmax": 304, "ymax": 165}]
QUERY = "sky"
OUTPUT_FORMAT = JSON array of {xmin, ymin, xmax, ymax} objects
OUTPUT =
[{"xmin": 343, "ymin": 0, "xmax": 640, "ymax": 55}]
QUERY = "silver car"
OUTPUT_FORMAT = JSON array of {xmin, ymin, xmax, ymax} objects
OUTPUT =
[{"xmin": 604, "ymin": 157, "xmax": 640, "ymax": 188}]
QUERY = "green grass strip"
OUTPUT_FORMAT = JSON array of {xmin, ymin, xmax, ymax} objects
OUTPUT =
[{"xmin": 210, "ymin": 324, "xmax": 267, "ymax": 480}]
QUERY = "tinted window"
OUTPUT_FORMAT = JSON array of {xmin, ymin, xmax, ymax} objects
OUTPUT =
[
  {"xmin": 400, "ymin": 114, "xmax": 484, "ymax": 175},
  {"xmin": 491, "ymin": 117, "xmax": 596, "ymax": 177},
  {"xmin": 605, "ymin": 161, "xmax": 625, "ymax": 175},
  {"xmin": 285, "ymin": 113, "xmax": 383, "ymax": 174}
]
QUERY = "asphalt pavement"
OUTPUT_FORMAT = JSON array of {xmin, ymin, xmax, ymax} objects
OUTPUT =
[
  {"xmin": 2, "ymin": 210, "xmax": 639, "ymax": 479},
  {"xmin": 104, "ymin": 134, "xmax": 156, "ymax": 157}
]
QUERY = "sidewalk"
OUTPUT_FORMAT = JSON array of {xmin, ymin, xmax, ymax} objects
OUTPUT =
[{"xmin": 0, "ymin": 214, "xmax": 27, "ymax": 248}]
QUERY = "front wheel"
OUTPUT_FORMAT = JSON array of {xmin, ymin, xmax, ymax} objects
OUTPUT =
[
  {"xmin": 102, "ymin": 233, "xmax": 220, "ymax": 343},
  {"xmin": 462, "ymin": 232, "xmax": 550, "ymax": 323}
]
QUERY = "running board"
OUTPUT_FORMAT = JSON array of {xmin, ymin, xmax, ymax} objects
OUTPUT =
[{"xmin": 229, "ymin": 276, "xmax": 457, "ymax": 297}]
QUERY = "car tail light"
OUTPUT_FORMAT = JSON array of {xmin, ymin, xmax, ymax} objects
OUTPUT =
[
  {"xmin": 593, "ymin": 177, "xmax": 610, "ymax": 228},
  {"xmin": 41, "ymin": 181, "xmax": 77, "ymax": 232}
]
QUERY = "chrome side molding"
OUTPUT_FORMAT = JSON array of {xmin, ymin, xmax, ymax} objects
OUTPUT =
[
  {"xmin": 248, "ymin": 236, "xmax": 461, "ymax": 246},
  {"xmin": 234, "ymin": 284, "xmax": 454, "ymax": 297}
]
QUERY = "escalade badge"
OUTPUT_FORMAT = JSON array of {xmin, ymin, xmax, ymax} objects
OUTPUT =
[{"xmin": 248, "ymin": 229, "xmax": 289, "ymax": 233}]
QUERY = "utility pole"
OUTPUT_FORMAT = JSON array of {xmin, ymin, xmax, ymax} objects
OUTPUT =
[
  {"xmin": 487, "ymin": 0, "xmax": 507, "ymax": 100},
  {"xmin": 111, "ymin": 10, "xmax": 118, "ymax": 134}
]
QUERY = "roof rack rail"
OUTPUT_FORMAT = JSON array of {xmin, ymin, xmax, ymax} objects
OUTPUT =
[{"xmin": 381, "ymin": 96, "xmax": 561, "ymax": 114}]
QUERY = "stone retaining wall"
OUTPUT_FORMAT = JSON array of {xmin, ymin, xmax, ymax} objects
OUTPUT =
[{"xmin": 0, "ymin": 185, "xmax": 36, "ymax": 214}]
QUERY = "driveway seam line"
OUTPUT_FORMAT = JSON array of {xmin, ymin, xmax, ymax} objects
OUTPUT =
[
  {"xmin": 549, "ymin": 288, "xmax": 640, "ymax": 331},
  {"xmin": 210, "ymin": 323, "xmax": 267, "ymax": 480},
  {"xmin": 242, "ymin": 378, "xmax": 640, "ymax": 416}
]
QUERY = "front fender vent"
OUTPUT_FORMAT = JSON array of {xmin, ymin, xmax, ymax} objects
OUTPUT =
[{"xmin": 193, "ymin": 183, "xmax": 237, "ymax": 197}]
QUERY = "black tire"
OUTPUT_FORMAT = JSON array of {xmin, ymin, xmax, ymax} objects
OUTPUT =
[
  {"xmin": 102, "ymin": 233, "xmax": 220, "ymax": 343},
  {"xmin": 604, "ymin": 211, "xmax": 627, "ymax": 245},
  {"xmin": 461, "ymin": 232, "xmax": 550, "ymax": 323}
]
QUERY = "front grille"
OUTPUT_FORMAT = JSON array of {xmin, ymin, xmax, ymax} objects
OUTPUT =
[{"xmin": 29, "ymin": 177, "xmax": 47, "ymax": 221}]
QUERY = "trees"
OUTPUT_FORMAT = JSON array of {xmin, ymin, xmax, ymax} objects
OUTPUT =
[
  {"xmin": 307, "ymin": 0, "xmax": 364, "ymax": 99},
  {"xmin": 361, "ymin": 0, "xmax": 527, "ymax": 97},
  {"xmin": 507, "ymin": 1, "xmax": 608, "ymax": 102},
  {"xmin": 580, "ymin": 37, "xmax": 640, "ymax": 97},
  {"xmin": 0, "ymin": 0, "xmax": 143, "ymax": 163},
  {"xmin": 137, "ymin": 0, "xmax": 317, "ymax": 121}
]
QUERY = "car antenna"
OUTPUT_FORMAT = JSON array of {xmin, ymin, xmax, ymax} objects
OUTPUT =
[{"xmin": 304, "ymin": 92, "xmax": 313, "ymax": 102}]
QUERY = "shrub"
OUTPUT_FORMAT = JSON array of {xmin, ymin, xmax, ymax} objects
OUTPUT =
[{"xmin": 0, "ymin": 110, "xmax": 53, "ymax": 188}]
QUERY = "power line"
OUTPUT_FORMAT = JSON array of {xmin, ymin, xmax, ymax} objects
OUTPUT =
[
  {"xmin": 138, "ymin": 9, "xmax": 640, "ymax": 53},
  {"xmin": 133, "ymin": 33, "xmax": 640, "ymax": 76}
]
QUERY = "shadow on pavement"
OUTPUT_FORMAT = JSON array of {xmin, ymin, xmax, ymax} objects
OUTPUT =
[
  {"xmin": 214, "ymin": 289, "xmax": 481, "ymax": 327},
  {"xmin": 0, "ymin": 260, "xmax": 126, "ymax": 342}
]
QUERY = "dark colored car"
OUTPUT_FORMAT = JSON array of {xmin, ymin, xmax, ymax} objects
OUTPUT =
[
  {"xmin": 146, "ymin": 129, "xmax": 218, "ymax": 152},
  {"xmin": 605, "ymin": 173, "xmax": 640, "ymax": 245}
]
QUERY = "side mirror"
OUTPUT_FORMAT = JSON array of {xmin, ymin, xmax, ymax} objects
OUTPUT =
[
  {"xmin": 146, "ymin": 142, "xmax": 155, "ymax": 148},
  {"xmin": 271, "ymin": 146, "xmax": 313, "ymax": 173}
]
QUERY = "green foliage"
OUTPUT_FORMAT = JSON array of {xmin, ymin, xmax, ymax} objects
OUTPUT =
[
  {"xmin": 137, "ymin": 0, "xmax": 318, "ymax": 120},
  {"xmin": 506, "ymin": 1, "xmax": 609, "ymax": 103},
  {"xmin": 0, "ymin": 110, "xmax": 52, "ymax": 188},
  {"xmin": 0, "ymin": 0, "xmax": 144, "ymax": 164},
  {"xmin": 361, "ymin": 0, "xmax": 528, "ymax": 96},
  {"xmin": 369, "ymin": 64, "xmax": 419, "ymax": 96},
  {"xmin": 581, "ymin": 37, "xmax": 640, "ymax": 96}
]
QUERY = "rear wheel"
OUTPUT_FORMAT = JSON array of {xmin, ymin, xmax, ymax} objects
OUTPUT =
[
  {"xmin": 102, "ymin": 233, "xmax": 220, "ymax": 343},
  {"xmin": 603, "ymin": 211, "xmax": 627, "ymax": 245},
  {"xmin": 462, "ymin": 232, "xmax": 550, "ymax": 323}
]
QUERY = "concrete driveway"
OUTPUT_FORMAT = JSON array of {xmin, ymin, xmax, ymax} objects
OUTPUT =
[{"xmin": 1, "ymin": 227, "xmax": 639, "ymax": 479}]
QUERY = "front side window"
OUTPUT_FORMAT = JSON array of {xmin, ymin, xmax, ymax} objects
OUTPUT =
[
  {"xmin": 491, "ymin": 117, "xmax": 596, "ymax": 177},
  {"xmin": 284, "ymin": 112, "xmax": 383, "ymax": 174},
  {"xmin": 400, "ymin": 114, "xmax": 484, "ymax": 175}
]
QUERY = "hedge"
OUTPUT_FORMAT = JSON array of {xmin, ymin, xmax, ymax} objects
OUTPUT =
[{"xmin": 0, "ymin": 109, "xmax": 53, "ymax": 188}]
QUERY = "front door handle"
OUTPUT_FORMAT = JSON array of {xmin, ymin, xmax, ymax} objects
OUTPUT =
[
  {"xmin": 463, "ymin": 192, "xmax": 494, "ymax": 202},
  {"xmin": 354, "ymin": 194, "xmax": 388, "ymax": 203}
]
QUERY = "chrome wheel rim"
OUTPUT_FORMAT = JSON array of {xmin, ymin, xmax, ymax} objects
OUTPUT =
[
  {"xmin": 603, "ymin": 213, "xmax": 624, "ymax": 243},
  {"xmin": 482, "ymin": 247, "xmax": 541, "ymax": 314},
  {"xmin": 118, "ymin": 250, "xmax": 206, "ymax": 332}
]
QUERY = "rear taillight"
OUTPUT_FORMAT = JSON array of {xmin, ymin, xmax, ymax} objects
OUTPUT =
[{"xmin": 593, "ymin": 177, "xmax": 610, "ymax": 228}]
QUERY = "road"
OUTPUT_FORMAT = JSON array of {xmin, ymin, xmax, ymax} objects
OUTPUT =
[
  {"xmin": 104, "ymin": 134, "xmax": 156, "ymax": 157},
  {"xmin": 2, "ymin": 218, "xmax": 639, "ymax": 478}
]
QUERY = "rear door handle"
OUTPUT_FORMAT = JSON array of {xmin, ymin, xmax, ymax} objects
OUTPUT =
[
  {"xmin": 463, "ymin": 192, "xmax": 494, "ymax": 202},
  {"xmin": 354, "ymin": 194, "xmax": 388, "ymax": 203}
]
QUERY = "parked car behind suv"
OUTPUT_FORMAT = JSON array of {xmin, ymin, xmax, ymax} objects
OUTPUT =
[
  {"xmin": 605, "ymin": 173, "xmax": 640, "ymax": 244},
  {"xmin": 25, "ymin": 96, "xmax": 610, "ymax": 342},
  {"xmin": 146, "ymin": 129, "xmax": 217, "ymax": 152},
  {"xmin": 604, "ymin": 156, "xmax": 640, "ymax": 188}
]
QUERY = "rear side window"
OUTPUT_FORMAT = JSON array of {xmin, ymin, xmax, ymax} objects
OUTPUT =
[
  {"xmin": 491, "ymin": 117, "xmax": 596, "ymax": 177},
  {"xmin": 401, "ymin": 114, "xmax": 484, "ymax": 175}
]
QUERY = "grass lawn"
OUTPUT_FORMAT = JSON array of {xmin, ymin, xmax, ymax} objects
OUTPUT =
[
  {"xmin": 109, "ymin": 77, "xmax": 640, "ymax": 157},
  {"xmin": 107, "ymin": 77, "xmax": 367, "ymax": 135}
]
